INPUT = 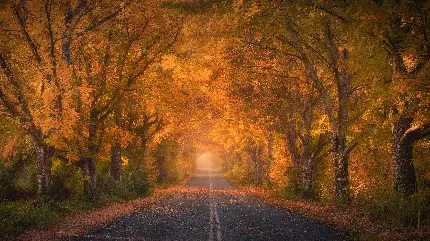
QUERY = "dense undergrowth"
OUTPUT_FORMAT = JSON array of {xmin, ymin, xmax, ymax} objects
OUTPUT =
[
  {"xmin": 225, "ymin": 169, "xmax": 430, "ymax": 239},
  {"xmin": 353, "ymin": 191, "xmax": 430, "ymax": 229},
  {"xmin": 222, "ymin": 137, "xmax": 430, "ymax": 234},
  {"xmin": 0, "ymin": 179, "xmax": 152, "ymax": 239},
  {"xmin": 0, "ymin": 154, "xmax": 187, "ymax": 239}
]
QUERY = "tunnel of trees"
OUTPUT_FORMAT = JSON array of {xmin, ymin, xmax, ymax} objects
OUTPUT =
[{"xmin": 0, "ymin": 0, "xmax": 429, "ymax": 237}]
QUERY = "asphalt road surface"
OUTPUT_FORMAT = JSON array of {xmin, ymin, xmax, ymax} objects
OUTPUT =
[{"xmin": 73, "ymin": 168, "xmax": 350, "ymax": 241}]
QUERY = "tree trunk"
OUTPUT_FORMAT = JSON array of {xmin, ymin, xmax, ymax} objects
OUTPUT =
[
  {"xmin": 78, "ymin": 156, "xmax": 97, "ymax": 200},
  {"xmin": 392, "ymin": 116, "xmax": 417, "ymax": 195},
  {"xmin": 301, "ymin": 97, "xmax": 314, "ymax": 198},
  {"xmin": 257, "ymin": 146, "xmax": 264, "ymax": 186},
  {"xmin": 135, "ymin": 135, "xmax": 148, "ymax": 172},
  {"xmin": 285, "ymin": 129, "xmax": 301, "ymax": 193},
  {"xmin": 156, "ymin": 143, "xmax": 166, "ymax": 183},
  {"xmin": 332, "ymin": 135, "xmax": 350, "ymax": 200},
  {"xmin": 301, "ymin": 137, "xmax": 314, "ymax": 198},
  {"xmin": 33, "ymin": 141, "xmax": 54, "ymax": 201},
  {"xmin": 110, "ymin": 102, "xmax": 122, "ymax": 181},
  {"xmin": 1, "ymin": 54, "xmax": 55, "ymax": 202},
  {"xmin": 250, "ymin": 146, "xmax": 263, "ymax": 186},
  {"xmin": 325, "ymin": 21, "xmax": 355, "ymax": 201},
  {"xmin": 302, "ymin": 157, "xmax": 313, "ymax": 198},
  {"xmin": 266, "ymin": 133, "xmax": 274, "ymax": 187},
  {"xmin": 80, "ymin": 110, "xmax": 99, "ymax": 200},
  {"xmin": 110, "ymin": 144, "xmax": 121, "ymax": 181},
  {"xmin": 287, "ymin": 18, "xmax": 356, "ymax": 200}
]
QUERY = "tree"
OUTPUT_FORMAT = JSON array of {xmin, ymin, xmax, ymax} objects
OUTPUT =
[
  {"xmin": 0, "ymin": 0, "xmax": 126, "ymax": 201},
  {"xmin": 233, "ymin": 1, "xmax": 361, "ymax": 200},
  {"xmin": 353, "ymin": 0, "xmax": 430, "ymax": 195},
  {"xmin": 228, "ymin": 42, "xmax": 329, "ymax": 196},
  {"xmin": 67, "ymin": 2, "xmax": 181, "ymax": 198}
]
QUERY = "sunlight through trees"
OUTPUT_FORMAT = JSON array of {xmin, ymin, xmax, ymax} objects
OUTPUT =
[{"xmin": 1, "ymin": 0, "xmax": 430, "ymax": 238}]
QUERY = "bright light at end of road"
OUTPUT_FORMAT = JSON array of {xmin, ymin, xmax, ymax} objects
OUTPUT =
[{"xmin": 196, "ymin": 153, "xmax": 216, "ymax": 169}]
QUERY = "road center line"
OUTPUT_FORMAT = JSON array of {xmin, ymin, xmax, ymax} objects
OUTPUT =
[
  {"xmin": 213, "ymin": 196, "xmax": 222, "ymax": 241},
  {"xmin": 209, "ymin": 182, "xmax": 214, "ymax": 241},
  {"xmin": 208, "ymin": 170, "xmax": 222, "ymax": 241}
]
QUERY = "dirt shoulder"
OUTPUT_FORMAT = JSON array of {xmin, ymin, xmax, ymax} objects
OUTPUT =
[
  {"xmin": 12, "ymin": 184, "xmax": 430, "ymax": 241},
  {"xmin": 239, "ymin": 186, "xmax": 430, "ymax": 241},
  {"xmin": 12, "ymin": 187, "xmax": 183, "ymax": 241}
]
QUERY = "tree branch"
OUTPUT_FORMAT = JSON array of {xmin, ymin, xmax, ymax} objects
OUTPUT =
[
  {"xmin": 403, "ymin": 123, "xmax": 430, "ymax": 144},
  {"xmin": 12, "ymin": 3, "xmax": 42, "ymax": 64},
  {"xmin": 241, "ymin": 39, "xmax": 302, "ymax": 60},
  {"xmin": 0, "ymin": 85, "xmax": 19, "ymax": 116},
  {"xmin": 343, "ymin": 139, "xmax": 358, "ymax": 158}
]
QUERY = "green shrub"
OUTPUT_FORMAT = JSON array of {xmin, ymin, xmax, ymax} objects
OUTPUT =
[
  {"xmin": 96, "ymin": 170, "xmax": 152, "ymax": 200},
  {"xmin": 97, "ymin": 173, "xmax": 132, "ymax": 199},
  {"xmin": 281, "ymin": 166, "xmax": 303, "ymax": 199},
  {"xmin": 0, "ymin": 156, "xmax": 36, "ymax": 200},
  {"xmin": 120, "ymin": 170, "xmax": 153, "ymax": 197},
  {"xmin": 50, "ymin": 162, "xmax": 83, "ymax": 201},
  {"xmin": 276, "ymin": 166, "xmax": 323, "ymax": 201},
  {"xmin": 356, "ymin": 191, "xmax": 430, "ymax": 228},
  {"xmin": 0, "ymin": 201, "xmax": 56, "ymax": 239},
  {"xmin": 225, "ymin": 161, "xmax": 254, "ymax": 185}
]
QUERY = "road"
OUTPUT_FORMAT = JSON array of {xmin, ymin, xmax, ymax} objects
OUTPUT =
[{"xmin": 73, "ymin": 168, "xmax": 350, "ymax": 241}]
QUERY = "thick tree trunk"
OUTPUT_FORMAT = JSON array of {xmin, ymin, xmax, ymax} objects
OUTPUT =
[
  {"xmin": 328, "ymin": 26, "xmax": 355, "ymax": 201},
  {"xmin": 156, "ymin": 143, "xmax": 166, "ymax": 183},
  {"xmin": 287, "ymin": 18, "xmax": 356, "ymax": 201},
  {"xmin": 80, "ymin": 110, "xmax": 99, "ymax": 200},
  {"xmin": 301, "ymin": 138, "xmax": 315, "ymax": 198},
  {"xmin": 301, "ymin": 133, "xmax": 314, "ymax": 198},
  {"xmin": 250, "ymin": 146, "xmax": 263, "ymax": 186},
  {"xmin": 392, "ymin": 116, "xmax": 417, "ymax": 195},
  {"xmin": 78, "ymin": 156, "xmax": 97, "ymax": 200},
  {"xmin": 257, "ymin": 146, "xmax": 264, "ymax": 186},
  {"xmin": 285, "ymin": 130, "xmax": 301, "ymax": 193},
  {"xmin": 301, "ymin": 134, "xmax": 327, "ymax": 199},
  {"xmin": 110, "ymin": 144, "xmax": 121, "ymax": 181},
  {"xmin": 266, "ymin": 133, "xmax": 274, "ymax": 187},
  {"xmin": 134, "ymin": 136, "xmax": 148, "ymax": 172},
  {"xmin": 1, "ymin": 54, "xmax": 56, "ymax": 201},
  {"xmin": 382, "ymin": 12, "xmax": 430, "ymax": 196},
  {"xmin": 286, "ymin": 130, "xmax": 300, "ymax": 165},
  {"xmin": 302, "ymin": 157, "xmax": 313, "ymax": 198},
  {"xmin": 332, "ymin": 135, "xmax": 350, "ymax": 200},
  {"xmin": 301, "ymin": 97, "xmax": 315, "ymax": 198},
  {"xmin": 110, "ymin": 102, "xmax": 122, "ymax": 181},
  {"xmin": 33, "ymin": 142, "xmax": 55, "ymax": 201}
]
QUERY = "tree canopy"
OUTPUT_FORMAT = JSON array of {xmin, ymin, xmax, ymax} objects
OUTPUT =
[{"xmin": 1, "ymin": 0, "xmax": 430, "ymax": 235}]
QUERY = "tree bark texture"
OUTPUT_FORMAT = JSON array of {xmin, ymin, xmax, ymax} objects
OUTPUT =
[
  {"xmin": 156, "ymin": 143, "xmax": 167, "ymax": 183},
  {"xmin": 266, "ymin": 133, "xmax": 274, "ymax": 187},
  {"xmin": 78, "ymin": 156, "xmax": 97, "ymax": 200},
  {"xmin": 392, "ymin": 116, "xmax": 417, "ymax": 195},
  {"xmin": 110, "ymin": 144, "xmax": 122, "ymax": 181},
  {"xmin": 80, "ymin": 110, "xmax": 99, "ymax": 200},
  {"xmin": 286, "ymin": 18, "xmax": 357, "ymax": 200},
  {"xmin": 33, "ymin": 142, "xmax": 55, "ymax": 201},
  {"xmin": 110, "ymin": 102, "xmax": 122, "ymax": 181}
]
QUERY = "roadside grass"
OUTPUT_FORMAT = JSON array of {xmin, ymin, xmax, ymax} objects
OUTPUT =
[
  {"xmin": 1, "ymin": 189, "xmax": 155, "ymax": 240},
  {"xmin": 0, "ymin": 201, "xmax": 56, "ymax": 238},
  {"xmin": 222, "ymin": 173, "xmax": 430, "ymax": 240},
  {"xmin": 0, "ymin": 195, "xmax": 130, "ymax": 240},
  {"xmin": 238, "ymin": 186, "xmax": 430, "ymax": 241},
  {"xmin": 7, "ymin": 186, "xmax": 184, "ymax": 241}
]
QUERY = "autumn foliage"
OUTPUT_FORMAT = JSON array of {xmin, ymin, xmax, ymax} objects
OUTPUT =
[{"xmin": 1, "ymin": 0, "xmax": 430, "ymax": 239}]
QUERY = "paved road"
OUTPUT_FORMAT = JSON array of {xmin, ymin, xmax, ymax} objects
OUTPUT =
[{"xmin": 73, "ymin": 168, "xmax": 350, "ymax": 241}]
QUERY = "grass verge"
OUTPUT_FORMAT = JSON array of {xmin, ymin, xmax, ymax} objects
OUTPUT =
[
  {"xmin": 7, "ymin": 187, "xmax": 180, "ymax": 241},
  {"xmin": 239, "ymin": 186, "xmax": 430, "ymax": 241}
]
